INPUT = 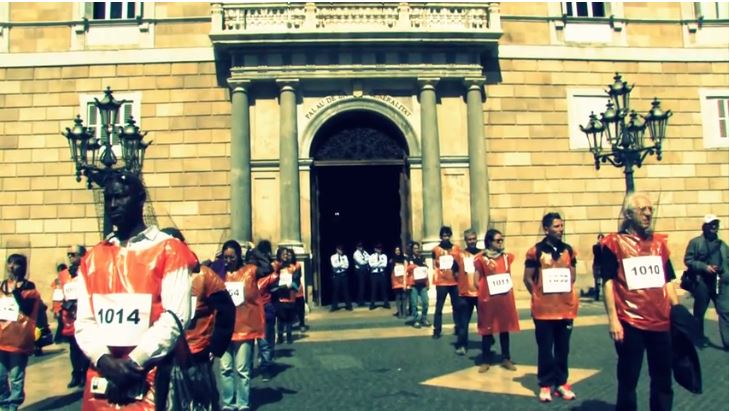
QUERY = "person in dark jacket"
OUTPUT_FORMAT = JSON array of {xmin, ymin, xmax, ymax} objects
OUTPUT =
[{"xmin": 684, "ymin": 214, "xmax": 729, "ymax": 350}]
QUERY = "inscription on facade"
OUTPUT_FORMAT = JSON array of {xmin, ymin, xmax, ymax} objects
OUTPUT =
[{"xmin": 304, "ymin": 95, "xmax": 412, "ymax": 120}]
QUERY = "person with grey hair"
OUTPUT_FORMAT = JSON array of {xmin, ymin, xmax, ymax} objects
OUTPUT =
[
  {"xmin": 684, "ymin": 214, "xmax": 729, "ymax": 350},
  {"xmin": 601, "ymin": 192, "xmax": 679, "ymax": 410}
]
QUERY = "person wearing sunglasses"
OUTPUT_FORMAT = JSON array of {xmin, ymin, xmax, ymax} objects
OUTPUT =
[
  {"xmin": 684, "ymin": 214, "xmax": 729, "ymax": 350},
  {"xmin": 474, "ymin": 229, "xmax": 520, "ymax": 373}
]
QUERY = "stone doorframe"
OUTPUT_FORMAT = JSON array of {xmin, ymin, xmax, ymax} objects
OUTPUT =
[{"xmin": 300, "ymin": 96, "xmax": 421, "ymax": 160}]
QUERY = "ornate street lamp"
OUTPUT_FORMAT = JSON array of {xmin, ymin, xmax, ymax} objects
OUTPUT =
[
  {"xmin": 62, "ymin": 87, "xmax": 151, "ymax": 235},
  {"xmin": 581, "ymin": 73, "xmax": 672, "ymax": 193}
]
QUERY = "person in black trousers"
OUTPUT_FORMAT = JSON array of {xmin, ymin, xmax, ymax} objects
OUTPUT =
[
  {"xmin": 369, "ymin": 243, "xmax": 390, "ymax": 310},
  {"xmin": 684, "ymin": 214, "xmax": 729, "ymax": 349},
  {"xmin": 353, "ymin": 242, "xmax": 370, "ymax": 307},
  {"xmin": 592, "ymin": 233, "xmax": 604, "ymax": 301},
  {"xmin": 602, "ymin": 193, "xmax": 679, "ymax": 411},
  {"xmin": 330, "ymin": 244, "xmax": 352, "ymax": 311}
]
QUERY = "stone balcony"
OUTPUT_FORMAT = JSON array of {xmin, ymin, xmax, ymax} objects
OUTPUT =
[{"xmin": 210, "ymin": 2, "xmax": 502, "ymax": 46}]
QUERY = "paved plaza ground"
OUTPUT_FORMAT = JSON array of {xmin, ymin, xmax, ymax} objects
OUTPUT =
[{"xmin": 22, "ymin": 294, "xmax": 728, "ymax": 411}]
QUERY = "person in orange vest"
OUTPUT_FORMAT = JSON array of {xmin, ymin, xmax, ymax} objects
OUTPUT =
[
  {"xmin": 74, "ymin": 172, "xmax": 198, "ymax": 410},
  {"xmin": 59, "ymin": 244, "xmax": 91, "ymax": 389},
  {"xmin": 523, "ymin": 212, "xmax": 579, "ymax": 403},
  {"xmin": 0, "ymin": 254, "xmax": 41, "ymax": 411},
  {"xmin": 294, "ymin": 259, "xmax": 308, "ymax": 332},
  {"xmin": 474, "ymin": 229, "xmax": 520, "ymax": 373},
  {"xmin": 390, "ymin": 246, "xmax": 408, "ymax": 319},
  {"xmin": 251, "ymin": 240, "xmax": 277, "ymax": 383},
  {"xmin": 273, "ymin": 248, "xmax": 301, "ymax": 344},
  {"xmin": 159, "ymin": 227, "xmax": 236, "ymax": 407},
  {"xmin": 601, "ymin": 193, "xmax": 679, "ymax": 410},
  {"xmin": 454, "ymin": 228, "xmax": 482, "ymax": 356},
  {"xmin": 432, "ymin": 226, "xmax": 461, "ymax": 339},
  {"xmin": 247, "ymin": 239, "xmax": 276, "ymax": 382},
  {"xmin": 220, "ymin": 240, "xmax": 267, "ymax": 411},
  {"xmin": 406, "ymin": 242, "xmax": 430, "ymax": 328}
]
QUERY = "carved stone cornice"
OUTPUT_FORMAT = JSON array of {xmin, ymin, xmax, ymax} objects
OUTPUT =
[{"xmin": 228, "ymin": 65, "xmax": 482, "ymax": 83}]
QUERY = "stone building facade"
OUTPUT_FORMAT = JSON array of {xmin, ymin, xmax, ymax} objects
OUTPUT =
[{"xmin": 0, "ymin": 2, "xmax": 727, "ymax": 305}]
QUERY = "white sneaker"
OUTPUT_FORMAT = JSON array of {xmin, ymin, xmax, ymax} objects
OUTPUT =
[{"xmin": 538, "ymin": 387, "xmax": 552, "ymax": 403}]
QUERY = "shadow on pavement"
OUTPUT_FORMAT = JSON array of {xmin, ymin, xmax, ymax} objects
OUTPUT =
[
  {"xmin": 27, "ymin": 346, "xmax": 66, "ymax": 366},
  {"xmin": 252, "ymin": 386, "xmax": 297, "ymax": 409},
  {"xmin": 570, "ymin": 399, "xmax": 614, "ymax": 410},
  {"xmin": 23, "ymin": 391, "xmax": 83, "ymax": 411},
  {"xmin": 274, "ymin": 348, "xmax": 296, "ymax": 358},
  {"xmin": 514, "ymin": 373, "xmax": 539, "ymax": 396}
]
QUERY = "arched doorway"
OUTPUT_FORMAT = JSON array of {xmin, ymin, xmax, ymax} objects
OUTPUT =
[{"xmin": 310, "ymin": 110, "xmax": 411, "ymax": 306}]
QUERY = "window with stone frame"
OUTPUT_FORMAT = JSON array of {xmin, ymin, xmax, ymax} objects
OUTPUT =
[
  {"xmin": 89, "ymin": 1, "xmax": 143, "ymax": 20},
  {"xmin": 700, "ymin": 89, "xmax": 729, "ymax": 149},
  {"xmin": 562, "ymin": 2, "xmax": 607, "ymax": 18},
  {"xmin": 695, "ymin": 2, "xmax": 729, "ymax": 20},
  {"xmin": 551, "ymin": 2, "xmax": 623, "ymax": 44},
  {"xmin": 73, "ymin": 2, "xmax": 152, "ymax": 50},
  {"xmin": 567, "ymin": 89, "xmax": 609, "ymax": 150}
]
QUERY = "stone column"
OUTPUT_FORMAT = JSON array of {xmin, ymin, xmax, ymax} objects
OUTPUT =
[
  {"xmin": 230, "ymin": 82, "xmax": 252, "ymax": 243},
  {"xmin": 277, "ymin": 79, "xmax": 302, "ymax": 246},
  {"xmin": 465, "ymin": 78, "xmax": 489, "ymax": 235},
  {"xmin": 418, "ymin": 78, "xmax": 443, "ymax": 243}
]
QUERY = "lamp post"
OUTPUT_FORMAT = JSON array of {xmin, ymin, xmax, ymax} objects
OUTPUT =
[
  {"xmin": 62, "ymin": 87, "xmax": 151, "ymax": 236},
  {"xmin": 581, "ymin": 73, "xmax": 672, "ymax": 194}
]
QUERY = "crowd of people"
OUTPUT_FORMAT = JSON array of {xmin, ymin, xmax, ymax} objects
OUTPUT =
[
  {"xmin": 325, "ymin": 193, "xmax": 727, "ymax": 409},
  {"xmin": 0, "ymin": 172, "xmax": 311, "ymax": 411},
  {"xmin": 0, "ymin": 168, "xmax": 726, "ymax": 411}
]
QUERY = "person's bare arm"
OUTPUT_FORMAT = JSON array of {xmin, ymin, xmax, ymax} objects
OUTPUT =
[
  {"xmin": 603, "ymin": 279, "xmax": 623, "ymax": 343},
  {"xmin": 523, "ymin": 267, "xmax": 535, "ymax": 295}
]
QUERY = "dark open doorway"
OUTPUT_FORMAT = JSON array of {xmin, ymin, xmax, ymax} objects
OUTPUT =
[
  {"xmin": 309, "ymin": 110, "xmax": 410, "ymax": 306},
  {"xmin": 316, "ymin": 165, "xmax": 403, "ymax": 306}
]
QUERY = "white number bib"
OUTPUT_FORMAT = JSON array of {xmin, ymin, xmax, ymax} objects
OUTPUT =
[
  {"xmin": 394, "ymin": 264, "xmax": 405, "ymax": 277},
  {"xmin": 623, "ymin": 256, "xmax": 665, "ymax": 290},
  {"xmin": 279, "ymin": 271, "xmax": 293, "ymax": 288},
  {"xmin": 414, "ymin": 266, "xmax": 428, "ymax": 281},
  {"xmin": 63, "ymin": 280, "xmax": 79, "ymax": 301},
  {"xmin": 542, "ymin": 268, "xmax": 572, "ymax": 294},
  {"xmin": 226, "ymin": 282, "xmax": 245, "ymax": 306},
  {"xmin": 438, "ymin": 255, "xmax": 454, "ymax": 270},
  {"xmin": 463, "ymin": 257, "xmax": 475, "ymax": 273},
  {"xmin": 487, "ymin": 273, "xmax": 513, "ymax": 295},
  {"xmin": 0, "ymin": 297, "xmax": 20, "ymax": 322},
  {"xmin": 52, "ymin": 288, "xmax": 65, "ymax": 302},
  {"xmin": 92, "ymin": 293, "xmax": 152, "ymax": 347}
]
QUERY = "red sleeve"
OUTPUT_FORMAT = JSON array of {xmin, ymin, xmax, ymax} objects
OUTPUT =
[
  {"xmin": 257, "ymin": 272, "xmax": 279, "ymax": 290},
  {"xmin": 164, "ymin": 239, "xmax": 199, "ymax": 275}
]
